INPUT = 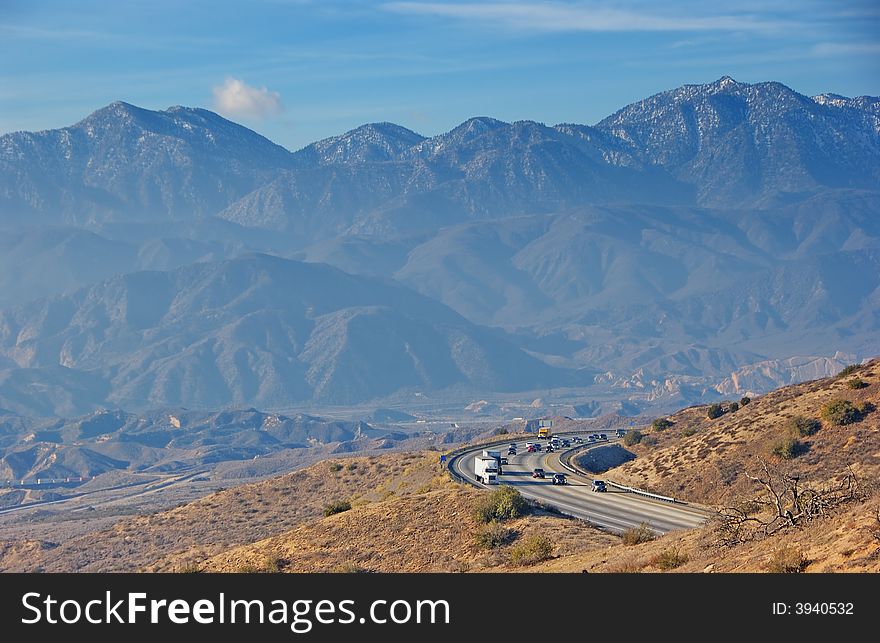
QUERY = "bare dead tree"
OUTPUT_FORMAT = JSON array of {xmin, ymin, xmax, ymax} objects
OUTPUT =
[{"xmin": 716, "ymin": 461, "xmax": 864, "ymax": 545}]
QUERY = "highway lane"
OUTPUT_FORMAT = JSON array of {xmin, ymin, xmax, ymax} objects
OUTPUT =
[{"xmin": 452, "ymin": 436, "xmax": 710, "ymax": 534}]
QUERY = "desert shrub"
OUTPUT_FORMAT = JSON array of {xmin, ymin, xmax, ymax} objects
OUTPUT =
[
  {"xmin": 788, "ymin": 416, "xmax": 821, "ymax": 437},
  {"xmin": 623, "ymin": 430, "xmax": 643, "ymax": 446},
  {"xmin": 707, "ymin": 404, "xmax": 724, "ymax": 419},
  {"xmin": 652, "ymin": 418, "xmax": 673, "ymax": 431},
  {"xmin": 177, "ymin": 562, "xmax": 202, "ymax": 573},
  {"xmin": 474, "ymin": 486, "xmax": 529, "ymax": 523},
  {"xmin": 621, "ymin": 523, "xmax": 655, "ymax": 545},
  {"xmin": 651, "ymin": 548, "xmax": 689, "ymax": 571},
  {"xmin": 509, "ymin": 534, "xmax": 553, "ymax": 566},
  {"xmin": 769, "ymin": 435, "xmax": 801, "ymax": 460},
  {"xmin": 641, "ymin": 435, "xmax": 658, "ymax": 446},
  {"xmin": 766, "ymin": 546, "xmax": 808, "ymax": 573},
  {"xmin": 728, "ymin": 402, "xmax": 739, "ymax": 413},
  {"xmin": 740, "ymin": 396, "xmax": 751, "ymax": 406},
  {"xmin": 837, "ymin": 364, "xmax": 860, "ymax": 378},
  {"xmin": 263, "ymin": 553, "xmax": 283, "ymax": 573},
  {"xmin": 495, "ymin": 427, "xmax": 509, "ymax": 435},
  {"xmin": 329, "ymin": 463, "xmax": 343, "ymax": 472},
  {"xmin": 606, "ymin": 556, "xmax": 643, "ymax": 573},
  {"xmin": 323, "ymin": 500, "xmax": 352, "ymax": 516},
  {"xmin": 846, "ymin": 378, "xmax": 868, "ymax": 389},
  {"xmin": 821, "ymin": 399, "xmax": 860, "ymax": 426},
  {"xmin": 346, "ymin": 463, "xmax": 357, "ymax": 471},
  {"xmin": 680, "ymin": 427, "xmax": 698, "ymax": 438},
  {"xmin": 474, "ymin": 522, "xmax": 517, "ymax": 549}
]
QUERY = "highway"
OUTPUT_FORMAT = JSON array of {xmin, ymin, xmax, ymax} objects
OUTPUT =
[{"xmin": 451, "ymin": 435, "xmax": 710, "ymax": 534}]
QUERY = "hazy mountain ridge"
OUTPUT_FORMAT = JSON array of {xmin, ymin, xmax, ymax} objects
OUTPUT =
[
  {"xmin": 0, "ymin": 77, "xmax": 877, "ymax": 414},
  {"xmin": 5, "ymin": 77, "xmax": 875, "ymax": 236},
  {"xmin": 0, "ymin": 254, "xmax": 573, "ymax": 414}
]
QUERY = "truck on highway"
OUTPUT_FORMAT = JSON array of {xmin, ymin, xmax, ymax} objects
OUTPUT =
[
  {"xmin": 482, "ymin": 449, "xmax": 503, "ymax": 472},
  {"xmin": 474, "ymin": 456, "xmax": 500, "ymax": 484},
  {"xmin": 538, "ymin": 427, "xmax": 551, "ymax": 439}
]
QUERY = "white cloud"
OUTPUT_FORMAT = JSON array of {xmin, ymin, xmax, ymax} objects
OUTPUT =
[
  {"xmin": 382, "ymin": 2, "xmax": 786, "ymax": 33},
  {"xmin": 212, "ymin": 77, "xmax": 283, "ymax": 119}
]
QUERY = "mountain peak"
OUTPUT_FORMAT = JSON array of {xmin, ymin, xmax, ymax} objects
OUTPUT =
[
  {"xmin": 714, "ymin": 75, "xmax": 741, "ymax": 89},
  {"xmin": 302, "ymin": 121, "xmax": 425, "ymax": 164},
  {"xmin": 458, "ymin": 116, "xmax": 507, "ymax": 131}
]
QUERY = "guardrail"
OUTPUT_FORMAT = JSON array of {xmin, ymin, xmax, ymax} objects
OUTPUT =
[
  {"xmin": 444, "ymin": 433, "xmax": 530, "ymax": 485},
  {"xmin": 557, "ymin": 441, "xmax": 684, "ymax": 505}
]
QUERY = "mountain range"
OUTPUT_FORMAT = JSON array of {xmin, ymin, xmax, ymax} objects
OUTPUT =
[{"xmin": 0, "ymin": 76, "xmax": 877, "ymax": 416}]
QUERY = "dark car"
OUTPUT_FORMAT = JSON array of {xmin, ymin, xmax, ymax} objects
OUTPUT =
[
  {"xmin": 534, "ymin": 443, "xmax": 542, "ymax": 452},
  {"xmin": 501, "ymin": 457, "xmax": 509, "ymax": 465},
  {"xmin": 573, "ymin": 436, "xmax": 583, "ymax": 443},
  {"xmin": 598, "ymin": 433, "xmax": 608, "ymax": 440},
  {"xmin": 545, "ymin": 445, "xmax": 554, "ymax": 453},
  {"xmin": 508, "ymin": 448, "xmax": 517, "ymax": 455},
  {"xmin": 532, "ymin": 468, "xmax": 546, "ymax": 479},
  {"xmin": 552, "ymin": 473, "xmax": 566, "ymax": 485},
  {"xmin": 561, "ymin": 439, "xmax": 571, "ymax": 447},
  {"xmin": 591, "ymin": 480, "xmax": 607, "ymax": 492}
]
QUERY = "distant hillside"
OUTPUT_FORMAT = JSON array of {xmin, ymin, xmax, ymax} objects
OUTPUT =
[
  {"xmin": 0, "ymin": 253, "xmax": 573, "ymax": 413},
  {"xmin": 0, "ymin": 407, "xmax": 402, "ymax": 481}
]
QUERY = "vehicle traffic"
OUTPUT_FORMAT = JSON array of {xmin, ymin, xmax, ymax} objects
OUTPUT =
[
  {"xmin": 591, "ymin": 480, "xmax": 607, "ymax": 492},
  {"xmin": 552, "ymin": 473, "xmax": 566, "ymax": 485},
  {"xmin": 474, "ymin": 456, "xmax": 500, "ymax": 484},
  {"xmin": 532, "ymin": 468, "xmax": 546, "ymax": 479}
]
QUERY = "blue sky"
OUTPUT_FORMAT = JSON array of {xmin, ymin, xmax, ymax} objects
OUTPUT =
[{"xmin": 1, "ymin": 0, "xmax": 878, "ymax": 150}]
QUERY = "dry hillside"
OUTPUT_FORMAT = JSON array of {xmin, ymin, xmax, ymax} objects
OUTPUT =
[
  {"xmin": 609, "ymin": 360, "xmax": 880, "ymax": 506},
  {"xmin": 198, "ymin": 489, "xmax": 615, "ymax": 573},
  {"xmin": 0, "ymin": 452, "xmax": 451, "ymax": 572},
  {"xmin": 524, "ymin": 491, "xmax": 880, "ymax": 573}
]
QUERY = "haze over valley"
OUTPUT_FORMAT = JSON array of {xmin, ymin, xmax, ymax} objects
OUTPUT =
[{"xmin": 0, "ymin": 77, "xmax": 878, "ymax": 526}]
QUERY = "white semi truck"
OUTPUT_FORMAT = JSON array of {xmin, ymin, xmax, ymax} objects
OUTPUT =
[
  {"xmin": 474, "ymin": 456, "xmax": 500, "ymax": 484},
  {"xmin": 482, "ymin": 449, "xmax": 503, "ymax": 469}
]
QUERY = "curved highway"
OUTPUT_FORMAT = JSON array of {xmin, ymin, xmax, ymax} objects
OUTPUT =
[{"xmin": 451, "ymin": 435, "xmax": 710, "ymax": 534}]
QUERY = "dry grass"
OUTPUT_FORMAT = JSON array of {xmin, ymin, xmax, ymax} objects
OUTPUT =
[{"xmin": 200, "ymin": 489, "xmax": 612, "ymax": 573}]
